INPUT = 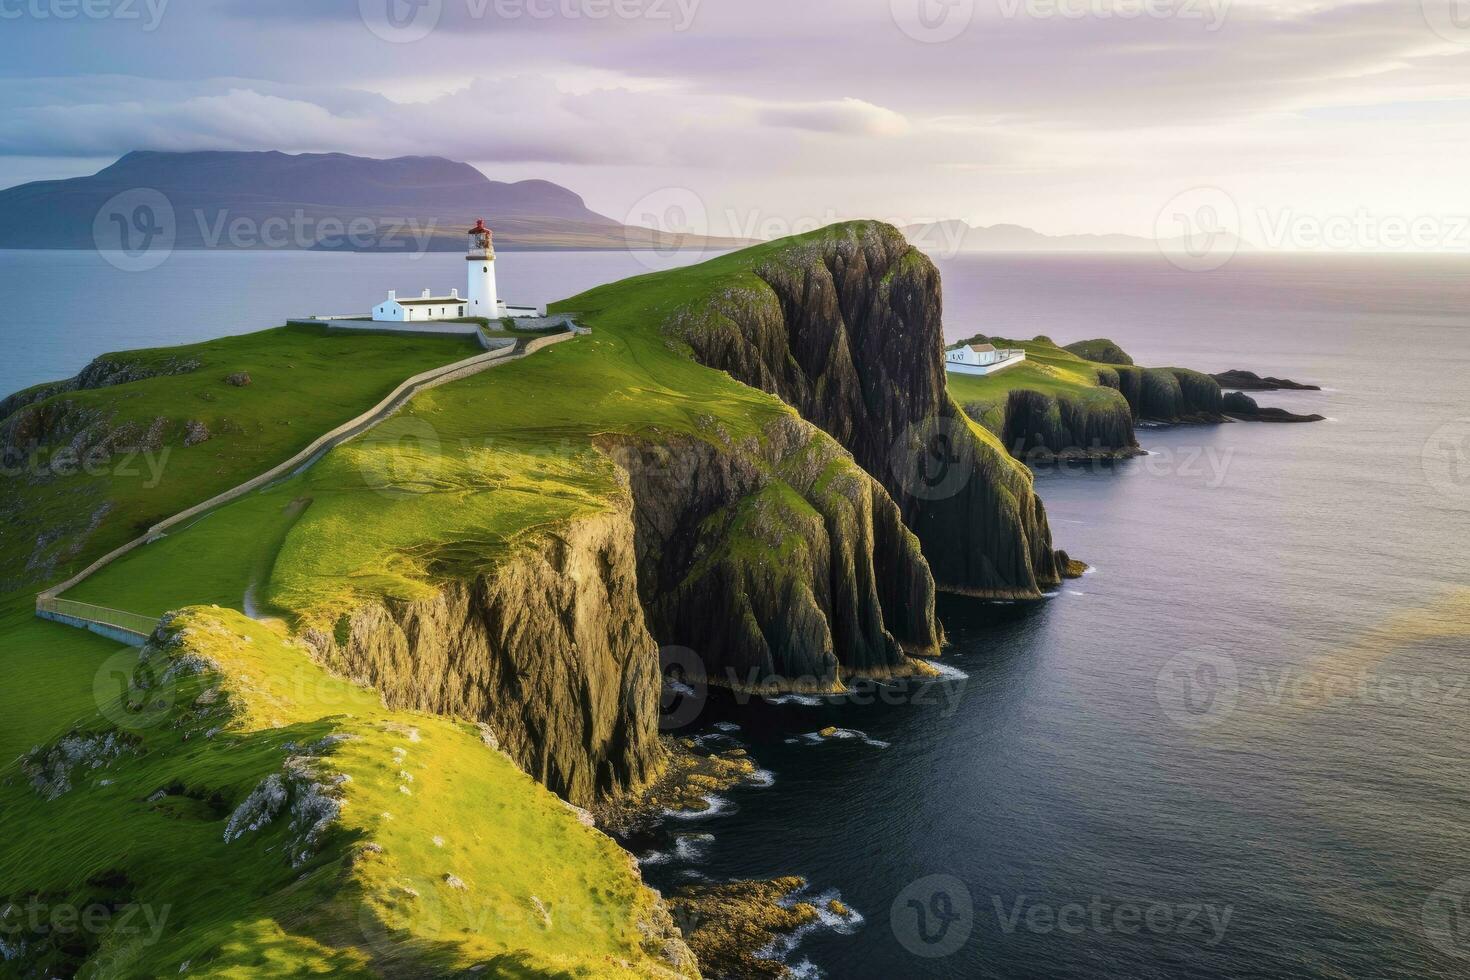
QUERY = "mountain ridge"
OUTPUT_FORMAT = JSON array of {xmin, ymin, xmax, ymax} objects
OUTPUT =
[{"xmin": 0, "ymin": 150, "xmax": 746, "ymax": 252}]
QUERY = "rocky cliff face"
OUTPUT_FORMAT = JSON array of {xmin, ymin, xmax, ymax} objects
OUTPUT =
[
  {"xmin": 996, "ymin": 388, "xmax": 1142, "ymax": 460},
  {"xmin": 675, "ymin": 223, "xmax": 1063, "ymax": 598},
  {"xmin": 303, "ymin": 415, "xmax": 941, "ymax": 803},
  {"xmin": 1099, "ymin": 365, "xmax": 1226, "ymax": 423},
  {"xmin": 304, "ymin": 500, "xmax": 664, "ymax": 807},
  {"xmin": 607, "ymin": 415, "xmax": 940, "ymax": 690}
]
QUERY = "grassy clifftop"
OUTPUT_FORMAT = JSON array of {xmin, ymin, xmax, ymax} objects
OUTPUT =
[{"xmin": 0, "ymin": 608, "xmax": 694, "ymax": 978}]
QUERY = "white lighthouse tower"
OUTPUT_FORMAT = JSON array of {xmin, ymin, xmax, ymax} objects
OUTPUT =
[{"xmin": 467, "ymin": 218, "xmax": 500, "ymax": 318}]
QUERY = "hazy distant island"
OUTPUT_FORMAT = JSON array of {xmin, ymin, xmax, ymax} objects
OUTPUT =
[
  {"xmin": 0, "ymin": 150, "xmax": 750, "ymax": 253},
  {"xmin": 904, "ymin": 217, "xmax": 1255, "ymax": 255}
]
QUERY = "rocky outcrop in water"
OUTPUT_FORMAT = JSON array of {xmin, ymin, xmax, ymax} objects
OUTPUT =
[
  {"xmin": 1098, "ymin": 365, "xmax": 1226, "ymax": 423},
  {"xmin": 1213, "ymin": 370, "xmax": 1320, "ymax": 391},
  {"xmin": 676, "ymin": 222, "xmax": 1064, "ymax": 598},
  {"xmin": 1221, "ymin": 391, "xmax": 1326, "ymax": 423}
]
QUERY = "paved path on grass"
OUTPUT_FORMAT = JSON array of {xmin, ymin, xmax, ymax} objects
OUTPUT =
[{"xmin": 36, "ymin": 329, "xmax": 583, "ymax": 645}]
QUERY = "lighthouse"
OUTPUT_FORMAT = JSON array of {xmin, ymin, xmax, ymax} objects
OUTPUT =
[
  {"xmin": 467, "ymin": 218, "xmax": 500, "ymax": 318},
  {"xmin": 369, "ymin": 218, "xmax": 540, "ymax": 324}
]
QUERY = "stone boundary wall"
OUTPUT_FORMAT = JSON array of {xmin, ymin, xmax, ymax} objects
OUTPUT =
[
  {"xmin": 36, "ymin": 603, "xmax": 151, "ymax": 648},
  {"xmin": 289, "ymin": 318, "xmax": 485, "ymax": 340},
  {"xmin": 35, "ymin": 328, "xmax": 583, "ymax": 625}
]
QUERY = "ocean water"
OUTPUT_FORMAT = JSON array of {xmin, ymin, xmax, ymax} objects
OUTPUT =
[{"xmin": 5, "ymin": 248, "xmax": 1469, "ymax": 978}]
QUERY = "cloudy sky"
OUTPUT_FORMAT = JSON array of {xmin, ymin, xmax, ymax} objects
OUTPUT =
[{"xmin": 2, "ymin": 0, "xmax": 1468, "ymax": 246}]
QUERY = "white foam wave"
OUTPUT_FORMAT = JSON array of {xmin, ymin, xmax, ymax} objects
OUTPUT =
[
  {"xmin": 924, "ymin": 660, "xmax": 969, "ymax": 681},
  {"xmin": 674, "ymin": 833, "xmax": 715, "ymax": 862},
  {"xmin": 764, "ymin": 694, "xmax": 823, "ymax": 706},
  {"xmin": 664, "ymin": 794, "xmax": 733, "ymax": 820},
  {"xmin": 799, "ymin": 728, "xmax": 890, "ymax": 749},
  {"xmin": 755, "ymin": 886, "xmax": 864, "ymax": 977},
  {"xmin": 713, "ymin": 721, "xmax": 741, "ymax": 733}
]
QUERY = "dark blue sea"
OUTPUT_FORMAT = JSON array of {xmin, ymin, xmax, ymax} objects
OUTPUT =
[{"xmin": 4, "ymin": 248, "xmax": 1468, "ymax": 978}]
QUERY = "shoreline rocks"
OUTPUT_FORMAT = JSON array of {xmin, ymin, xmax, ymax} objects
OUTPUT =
[
  {"xmin": 1221, "ymin": 391, "xmax": 1326, "ymax": 423},
  {"xmin": 1211, "ymin": 369, "xmax": 1320, "ymax": 391}
]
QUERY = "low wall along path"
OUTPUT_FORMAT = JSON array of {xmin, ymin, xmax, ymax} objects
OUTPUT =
[{"xmin": 35, "ymin": 326, "xmax": 586, "ymax": 646}]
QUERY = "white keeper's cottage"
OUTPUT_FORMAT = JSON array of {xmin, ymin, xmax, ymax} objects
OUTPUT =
[
  {"xmin": 374, "ymin": 288, "xmax": 467, "ymax": 322},
  {"xmin": 373, "ymin": 219, "xmax": 537, "ymax": 324},
  {"xmin": 945, "ymin": 342, "xmax": 1027, "ymax": 376}
]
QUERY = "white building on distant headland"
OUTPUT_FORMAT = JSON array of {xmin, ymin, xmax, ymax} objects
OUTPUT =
[
  {"xmin": 945, "ymin": 342, "xmax": 1027, "ymax": 376},
  {"xmin": 372, "ymin": 219, "xmax": 539, "ymax": 323}
]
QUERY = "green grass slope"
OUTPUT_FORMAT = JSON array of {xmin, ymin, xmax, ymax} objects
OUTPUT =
[
  {"xmin": 0, "ymin": 608, "xmax": 692, "ymax": 978},
  {"xmin": 2, "ymin": 325, "xmax": 481, "ymax": 595},
  {"xmin": 0, "ymin": 326, "xmax": 482, "ymax": 763}
]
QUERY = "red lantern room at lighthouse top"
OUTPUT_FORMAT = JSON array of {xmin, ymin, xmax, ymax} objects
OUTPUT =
[{"xmin": 469, "ymin": 219, "xmax": 495, "ymax": 257}]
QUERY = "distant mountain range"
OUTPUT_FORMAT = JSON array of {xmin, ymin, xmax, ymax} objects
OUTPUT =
[
  {"xmin": 902, "ymin": 219, "xmax": 1254, "ymax": 255},
  {"xmin": 0, "ymin": 151, "xmax": 747, "ymax": 252}
]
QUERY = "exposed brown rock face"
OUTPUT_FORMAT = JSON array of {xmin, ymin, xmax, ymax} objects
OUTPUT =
[
  {"xmin": 304, "ymin": 500, "xmax": 664, "ymax": 807},
  {"xmin": 675, "ymin": 222, "xmax": 1063, "ymax": 597},
  {"xmin": 607, "ymin": 416, "xmax": 940, "ymax": 690},
  {"xmin": 303, "ymin": 415, "xmax": 942, "ymax": 804}
]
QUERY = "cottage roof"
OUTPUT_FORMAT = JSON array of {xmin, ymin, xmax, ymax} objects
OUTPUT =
[
  {"xmin": 969, "ymin": 343, "xmax": 996, "ymax": 353},
  {"xmin": 395, "ymin": 296, "xmax": 464, "ymax": 306}
]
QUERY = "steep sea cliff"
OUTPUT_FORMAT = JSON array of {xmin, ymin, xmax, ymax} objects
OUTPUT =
[{"xmin": 676, "ymin": 224, "xmax": 1066, "ymax": 598}]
